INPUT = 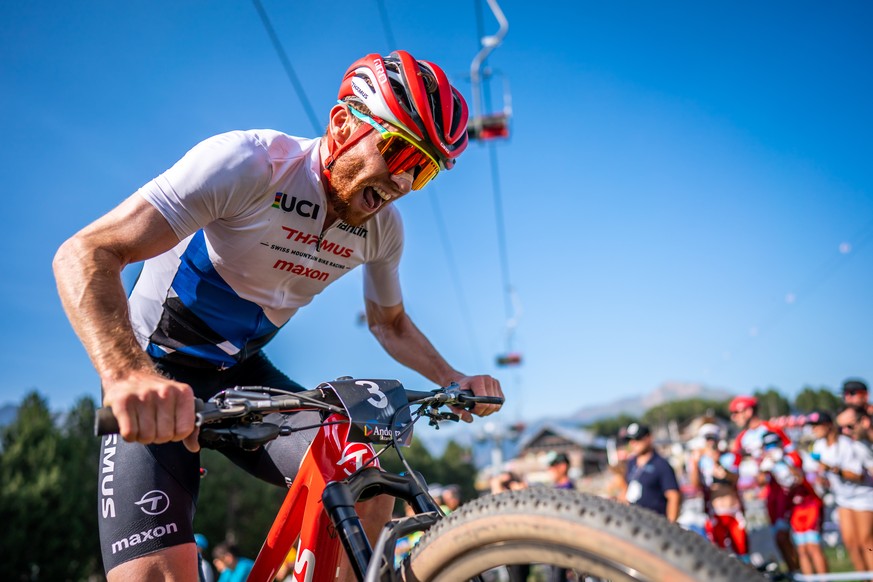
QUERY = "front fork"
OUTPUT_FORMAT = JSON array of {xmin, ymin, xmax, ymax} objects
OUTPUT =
[{"xmin": 322, "ymin": 468, "xmax": 441, "ymax": 581}]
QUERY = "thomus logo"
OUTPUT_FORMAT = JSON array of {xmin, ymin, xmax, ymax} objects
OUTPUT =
[{"xmin": 337, "ymin": 442, "xmax": 376, "ymax": 476}]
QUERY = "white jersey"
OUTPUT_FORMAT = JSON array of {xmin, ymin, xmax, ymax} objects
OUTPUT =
[
  {"xmin": 813, "ymin": 435, "xmax": 873, "ymax": 510},
  {"xmin": 128, "ymin": 130, "xmax": 404, "ymax": 368}
]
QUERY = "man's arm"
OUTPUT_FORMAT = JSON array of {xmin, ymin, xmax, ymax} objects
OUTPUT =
[
  {"xmin": 52, "ymin": 194, "xmax": 197, "ymax": 449},
  {"xmin": 664, "ymin": 489, "xmax": 681, "ymax": 523},
  {"xmin": 660, "ymin": 459, "xmax": 682, "ymax": 523},
  {"xmin": 365, "ymin": 299, "xmax": 502, "ymax": 421}
]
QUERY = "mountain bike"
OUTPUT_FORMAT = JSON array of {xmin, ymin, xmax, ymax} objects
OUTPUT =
[{"xmin": 97, "ymin": 378, "xmax": 762, "ymax": 581}]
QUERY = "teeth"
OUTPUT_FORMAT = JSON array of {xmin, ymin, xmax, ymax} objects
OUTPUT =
[{"xmin": 374, "ymin": 187, "xmax": 391, "ymax": 201}]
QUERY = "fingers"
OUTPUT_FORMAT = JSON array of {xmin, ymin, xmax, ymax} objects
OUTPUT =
[
  {"xmin": 452, "ymin": 374, "xmax": 504, "ymax": 418},
  {"xmin": 183, "ymin": 427, "xmax": 201, "ymax": 453},
  {"xmin": 103, "ymin": 371, "xmax": 196, "ymax": 447}
]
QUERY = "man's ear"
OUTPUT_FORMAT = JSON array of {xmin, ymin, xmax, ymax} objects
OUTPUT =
[{"xmin": 328, "ymin": 104, "xmax": 353, "ymax": 145}]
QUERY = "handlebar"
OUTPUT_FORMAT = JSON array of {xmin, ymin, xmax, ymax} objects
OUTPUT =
[{"xmin": 95, "ymin": 383, "xmax": 504, "ymax": 437}]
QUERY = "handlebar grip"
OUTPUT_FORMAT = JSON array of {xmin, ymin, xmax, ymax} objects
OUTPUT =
[
  {"xmin": 459, "ymin": 394, "xmax": 505, "ymax": 409},
  {"xmin": 95, "ymin": 406, "xmax": 119, "ymax": 436},
  {"xmin": 94, "ymin": 399, "xmax": 205, "ymax": 436}
]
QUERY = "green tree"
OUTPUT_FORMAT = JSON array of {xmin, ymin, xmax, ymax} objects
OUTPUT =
[
  {"xmin": 0, "ymin": 392, "xmax": 66, "ymax": 579},
  {"xmin": 753, "ymin": 388, "xmax": 791, "ymax": 418},
  {"xmin": 642, "ymin": 398, "xmax": 730, "ymax": 428},
  {"xmin": 57, "ymin": 396, "xmax": 102, "ymax": 578},
  {"xmin": 586, "ymin": 414, "xmax": 640, "ymax": 437},
  {"xmin": 794, "ymin": 386, "xmax": 841, "ymax": 414}
]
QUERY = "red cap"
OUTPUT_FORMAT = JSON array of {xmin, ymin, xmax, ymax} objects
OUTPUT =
[{"xmin": 729, "ymin": 395, "xmax": 758, "ymax": 412}]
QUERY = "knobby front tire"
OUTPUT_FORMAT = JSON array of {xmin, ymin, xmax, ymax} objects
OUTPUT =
[{"xmin": 403, "ymin": 488, "xmax": 763, "ymax": 582}]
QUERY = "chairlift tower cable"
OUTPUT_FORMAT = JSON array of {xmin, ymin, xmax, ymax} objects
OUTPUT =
[{"xmin": 251, "ymin": 0, "xmax": 322, "ymax": 134}]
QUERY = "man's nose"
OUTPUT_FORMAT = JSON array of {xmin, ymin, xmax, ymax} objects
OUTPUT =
[{"xmin": 390, "ymin": 170, "xmax": 414, "ymax": 195}]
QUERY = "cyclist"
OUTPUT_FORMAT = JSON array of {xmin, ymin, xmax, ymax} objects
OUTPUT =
[
  {"xmin": 53, "ymin": 50, "xmax": 503, "ymax": 580},
  {"xmin": 729, "ymin": 395, "xmax": 804, "ymax": 572}
]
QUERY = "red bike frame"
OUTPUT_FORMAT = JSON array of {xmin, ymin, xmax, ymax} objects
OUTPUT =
[{"xmin": 247, "ymin": 413, "xmax": 379, "ymax": 582}]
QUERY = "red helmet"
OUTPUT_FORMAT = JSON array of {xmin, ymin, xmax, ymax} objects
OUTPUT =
[
  {"xmin": 337, "ymin": 50, "xmax": 469, "ymax": 169},
  {"xmin": 729, "ymin": 395, "xmax": 758, "ymax": 413}
]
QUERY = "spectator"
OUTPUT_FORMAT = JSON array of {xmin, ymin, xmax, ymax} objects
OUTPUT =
[
  {"xmin": 837, "ymin": 405, "xmax": 873, "ymax": 451},
  {"xmin": 490, "ymin": 474, "xmax": 530, "ymax": 581},
  {"xmin": 273, "ymin": 546, "xmax": 297, "ymax": 582},
  {"xmin": 212, "ymin": 542, "xmax": 254, "ymax": 582},
  {"xmin": 547, "ymin": 452, "xmax": 574, "ymax": 490},
  {"xmin": 491, "ymin": 471, "xmax": 527, "ymax": 494},
  {"xmin": 759, "ymin": 432, "xmax": 827, "ymax": 576},
  {"xmin": 809, "ymin": 410, "xmax": 873, "ymax": 573},
  {"xmin": 688, "ymin": 424, "xmax": 749, "ymax": 562},
  {"xmin": 194, "ymin": 533, "xmax": 215, "ymax": 582},
  {"xmin": 622, "ymin": 423, "xmax": 681, "ymax": 522},
  {"xmin": 842, "ymin": 379, "xmax": 872, "ymax": 416},
  {"xmin": 730, "ymin": 395, "xmax": 801, "ymax": 572},
  {"xmin": 394, "ymin": 502, "xmax": 424, "ymax": 568},
  {"xmin": 441, "ymin": 485, "xmax": 462, "ymax": 514}
]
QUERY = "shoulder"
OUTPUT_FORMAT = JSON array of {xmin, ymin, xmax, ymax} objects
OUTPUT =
[{"xmin": 653, "ymin": 453, "xmax": 674, "ymax": 470}]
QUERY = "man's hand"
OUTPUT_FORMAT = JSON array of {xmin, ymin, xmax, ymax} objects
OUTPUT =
[
  {"xmin": 449, "ymin": 374, "xmax": 503, "ymax": 423},
  {"xmin": 102, "ymin": 370, "xmax": 199, "ymax": 452}
]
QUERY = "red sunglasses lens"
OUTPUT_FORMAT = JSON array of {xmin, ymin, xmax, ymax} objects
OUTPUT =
[{"xmin": 380, "ymin": 136, "xmax": 428, "ymax": 173}]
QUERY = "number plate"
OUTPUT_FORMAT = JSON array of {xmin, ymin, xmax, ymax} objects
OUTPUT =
[{"xmin": 325, "ymin": 379, "xmax": 413, "ymax": 446}]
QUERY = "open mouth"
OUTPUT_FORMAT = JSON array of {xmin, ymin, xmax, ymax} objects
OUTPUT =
[{"xmin": 362, "ymin": 186, "xmax": 390, "ymax": 212}]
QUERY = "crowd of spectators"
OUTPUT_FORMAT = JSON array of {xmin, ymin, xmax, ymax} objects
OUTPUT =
[
  {"xmin": 473, "ymin": 377, "xmax": 873, "ymax": 578},
  {"xmin": 596, "ymin": 378, "xmax": 872, "ymax": 577}
]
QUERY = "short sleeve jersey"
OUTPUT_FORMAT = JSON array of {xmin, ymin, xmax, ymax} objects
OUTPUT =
[
  {"xmin": 625, "ymin": 452, "xmax": 680, "ymax": 516},
  {"xmin": 732, "ymin": 422, "xmax": 802, "ymax": 468},
  {"xmin": 813, "ymin": 435, "xmax": 873, "ymax": 509},
  {"xmin": 129, "ymin": 130, "xmax": 404, "ymax": 369}
]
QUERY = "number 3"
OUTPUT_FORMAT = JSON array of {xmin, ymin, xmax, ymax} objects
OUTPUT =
[{"xmin": 357, "ymin": 380, "xmax": 388, "ymax": 409}]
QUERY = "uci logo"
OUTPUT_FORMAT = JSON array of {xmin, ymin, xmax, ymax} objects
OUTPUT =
[
  {"xmin": 272, "ymin": 192, "xmax": 320, "ymax": 220},
  {"xmin": 135, "ymin": 490, "xmax": 170, "ymax": 515}
]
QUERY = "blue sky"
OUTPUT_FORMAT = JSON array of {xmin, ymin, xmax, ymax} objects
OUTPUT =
[{"xmin": 2, "ymin": 1, "xmax": 871, "ymax": 429}]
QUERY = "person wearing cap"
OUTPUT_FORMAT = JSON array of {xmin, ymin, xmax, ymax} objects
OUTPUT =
[
  {"xmin": 688, "ymin": 424, "xmax": 748, "ymax": 561},
  {"xmin": 842, "ymin": 379, "xmax": 872, "ymax": 416},
  {"xmin": 212, "ymin": 542, "xmax": 254, "ymax": 582},
  {"xmin": 809, "ymin": 410, "xmax": 873, "ymax": 573},
  {"xmin": 621, "ymin": 423, "xmax": 681, "ymax": 522},
  {"xmin": 729, "ymin": 395, "xmax": 802, "ymax": 572},
  {"xmin": 547, "ymin": 452, "xmax": 574, "ymax": 490},
  {"xmin": 194, "ymin": 534, "xmax": 215, "ymax": 582}
]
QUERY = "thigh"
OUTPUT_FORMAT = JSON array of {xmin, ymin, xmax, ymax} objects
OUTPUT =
[
  {"xmin": 213, "ymin": 352, "xmax": 319, "ymax": 487},
  {"xmin": 853, "ymin": 510, "xmax": 873, "ymax": 542},
  {"xmin": 838, "ymin": 506, "xmax": 859, "ymax": 544},
  {"xmin": 98, "ymin": 435, "xmax": 201, "ymax": 573}
]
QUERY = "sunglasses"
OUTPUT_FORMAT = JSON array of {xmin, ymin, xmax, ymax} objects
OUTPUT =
[{"xmin": 346, "ymin": 105, "xmax": 440, "ymax": 191}]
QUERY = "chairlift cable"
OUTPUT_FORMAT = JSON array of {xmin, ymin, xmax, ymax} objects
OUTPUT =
[
  {"xmin": 251, "ymin": 0, "xmax": 322, "ymax": 134},
  {"xmin": 375, "ymin": 0, "xmax": 398, "ymax": 50},
  {"xmin": 430, "ymin": 192, "xmax": 487, "ymax": 369}
]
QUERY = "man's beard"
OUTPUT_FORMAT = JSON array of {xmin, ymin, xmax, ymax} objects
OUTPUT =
[{"xmin": 327, "ymin": 153, "xmax": 376, "ymax": 227}]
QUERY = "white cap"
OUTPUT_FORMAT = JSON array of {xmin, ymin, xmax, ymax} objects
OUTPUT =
[{"xmin": 698, "ymin": 423, "xmax": 721, "ymax": 439}]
